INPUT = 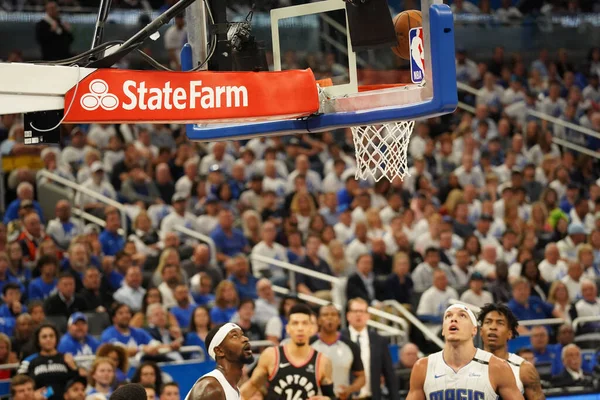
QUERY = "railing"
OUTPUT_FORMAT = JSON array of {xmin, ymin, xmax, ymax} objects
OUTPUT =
[
  {"xmin": 38, "ymin": 170, "xmax": 128, "ymax": 239},
  {"xmin": 173, "ymin": 225, "xmax": 218, "ymax": 267},
  {"xmin": 572, "ymin": 316, "xmax": 600, "ymax": 331},
  {"xmin": 383, "ymin": 300, "xmax": 445, "ymax": 349},
  {"xmin": 271, "ymin": 284, "xmax": 406, "ymax": 343},
  {"xmin": 456, "ymin": 81, "xmax": 599, "ymax": 159},
  {"xmin": 71, "ymin": 207, "xmax": 126, "ymax": 236}
]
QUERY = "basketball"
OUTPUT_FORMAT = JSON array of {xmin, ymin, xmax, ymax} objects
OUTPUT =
[{"xmin": 391, "ymin": 10, "xmax": 423, "ymax": 60}]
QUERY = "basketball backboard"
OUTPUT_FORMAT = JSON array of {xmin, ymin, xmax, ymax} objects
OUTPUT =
[{"xmin": 184, "ymin": 0, "xmax": 457, "ymax": 141}]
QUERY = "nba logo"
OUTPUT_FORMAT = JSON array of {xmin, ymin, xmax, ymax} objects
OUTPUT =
[{"xmin": 409, "ymin": 27, "xmax": 425, "ymax": 84}]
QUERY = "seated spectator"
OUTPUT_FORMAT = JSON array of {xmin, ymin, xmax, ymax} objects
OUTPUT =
[
  {"xmin": 550, "ymin": 324, "xmax": 576, "ymax": 376},
  {"xmin": 152, "ymin": 247, "xmax": 189, "ymax": 288},
  {"xmin": 557, "ymin": 223, "xmax": 587, "ymax": 261},
  {"xmin": 0, "ymin": 282, "xmax": 27, "ymax": 320},
  {"xmin": 57, "ymin": 313, "xmax": 100, "ymax": 362},
  {"xmin": 398, "ymin": 343, "xmax": 419, "ymax": 391},
  {"xmin": 530, "ymin": 325, "xmax": 556, "ymax": 366},
  {"xmin": 80, "ymin": 268, "xmax": 113, "ymax": 313},
  {"xmin": 570, "ymin": 279, "xmax": 600, "ymax": 333},
  {"xmin": 86, "ymin": 357, "xmax": 116, "ymax": 397},
  {"xmin": 96, "ymin": 343, "xmax": 129, "ymax": 385},
  {"xmin": 101, "ymin": 303, "xmax": 170, "ymax": 358},
  {"xmin": 113, "ymin": 266, "xmax": 146, "ymax": 313},
  {"xmin": 131, "ymin": 288, "xmax": 178, "ymax": 330},
  {"xmin": 488, "ymin": 261, "xmax": 511, "ymax": 303},
  {"xmin": 561, "ymin": 261, "xmax": 584, "ymax": 301},
  {"xmin": 297, "ymin": 235, "xmax": 333, "ymax": 299},
  {"xmin": 346, "ymin": 254, "xmax": 379, "ymax": 306},
  {"xmin": 384, "ymin": 252, "xmax": 414, "ymax": 304},
  {"xmin": 459, "ymin": 272, "xmax": 493, "ymax": 307},
  {"xmin": 3, "ymin": 182, "xmax": 44, "ymax": 225},
  {"xmin": 416, "ymin": 270, "xmax": 459, "ymax": 324},
  {"xmin": 44, "ymin": 272, "xmax": 89, "ymax": 316},
  {"xmin": 131, "ymin": 361, "xmax": 163, "ymax": 394},
  {"xmin": 210, "ymin": 209, "xmax": 249, "ymax": 264},
  {"xmin": 11, "ymin": 314, "xmax": 33, "ymax": 360},
  {"xmin": 507, "ymin": 277, "xmax": 561, "ymax": 333},
  {"xmin": 99, "ymin": 207, "xmax": 125, "ymax": 257},
  {"xmin": 346, "ymin": 222, "xmax": 370, "ymax": 267},
  {"xmin": 7, "ymin": 241, "xmax": 30, "ymax": 289},
  {"xmin": 157, "ymin": 264, "xmax": 185, "ymax": 309},
  {"xmin": 144, "ymin": 304, "xmax": 183, "ymax": 361},
  {"xmin": 473, "ymin": 244, "xmax": 498, "ymax": 280},
  {"xmin": 412, "ymin": 247, "xmax": 452, "ymax": 293},
  {"xmin": 235, "ymin": 299, "xmax": 264, "ymax": 341},
  {"xmin": 161, "ymin": 193, "xmax": 200, "ymax": 246},
  {"xmin": 155, "ymin": 163, "xmax": 176, "ymax": 204},
  {"xmin": 181, "ymin": 244, "xmax": 222, "ymax": 291},
  {"xmin": 45, "ymin": 201, "xmax": 84, "ymax": 251},
  {"xmin": 0, "ymin": 333, "xmax": 17, "ymax": 378},
  {"xmin": 548, "ymin": 281, "xmax": 573, "ymax": 323},
  {"xmin": 228, "ymin": 255, "xmax": 258, "ymax": 300},
  {"xmin": 254, "ymin": 278, "xmax": 279, "ymax": 328},
  {"xmin": 128, "ymin": 211, "xmax": 161, "ymax": 257},
  {"xmin": 169, "ymin": 284, "xmax": 196, "ymax": 328},
  {"xmin": 17, "ymin": 213, "xmax": 51, "ymax": 266},
  {"xmin": 265, "ymin": 295, "xmax": 297, "ymax": 345},
  {"xmin": 160, "ymin": 382, "xmax": 180, "ymax": 399},
  {"xmin": 552, "ymin": 344, "xmax": 594, "ymax": 387},
  {"xmin": 210, "ymin": 281, "xmax": 239, "ymax": 324},
  {"xmin": 539, "ymin": 243, "xmax": 568, "ymax": 282},
  {"xmin": 121, "ymin": 166, "xmax": 161, "ymax": 207},
  {"xmin": 75, "ymin": 162, "xmax": 117, "ymax": 215},
  {"xmin": 251, "ymin": 221, "xmax": 288, "ymax": 283},
  {"xmin": 521, "ymin": 259, "xmax": 550, "ymax": 301},
  {"xmin": 190, "ymin": 272, "xmax": 216, "ymax": 306},
  {"xmin": 28, "ymin": 256, "xmax": 58, "ymax": 301},
  {"xmin": 184, "ymin": 306, "xmax": 211, "ymax": 358},
  {"xmin": 10, "ymin": 374, "xmax": 42, "ymax": 400}
]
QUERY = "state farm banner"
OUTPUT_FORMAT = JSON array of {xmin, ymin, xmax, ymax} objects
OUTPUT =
[{"xmin": 62, "ymin": 69, "xmax": 319, "ymax": 124}]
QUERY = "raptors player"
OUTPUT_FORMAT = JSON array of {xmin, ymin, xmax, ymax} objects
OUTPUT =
[
  {"xmin": 479, "ymin": 303, "xmax": 545, "ymax": 400},
  {"xmin": 407, "ymin": 304, "xmax": 523, "ymax": 400},
  {"xmin": 241, "ymin": 304, "xmax": 334, "ymax": 400}
]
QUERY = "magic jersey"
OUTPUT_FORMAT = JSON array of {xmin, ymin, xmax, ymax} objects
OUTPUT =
[
  {"xmin": 506, "ymin": 352, "xmax": 525, "ymax": 394},
  {"xmin": 184, "ymin": 368, "xmax": 240, "ymax": 400},
  {"xmin": 265, "ymin": 345, "xmax": 321, "ymax": 400},
  {"xmin": 424, "ymin": 348, "xmax": 498, "ymax": 400}
]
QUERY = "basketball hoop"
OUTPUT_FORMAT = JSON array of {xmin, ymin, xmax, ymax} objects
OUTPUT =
[{"xmin": 351, "ymin": 120, "xmax": 415, "ymax": 182}]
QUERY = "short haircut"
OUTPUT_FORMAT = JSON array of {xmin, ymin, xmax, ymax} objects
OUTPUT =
[
  {"xmin": 2, "ymin": 282, "xmax": 21, "ymax": 296},
  {"xmin": 319, "ymin": 303, "xmax": 340, "ymax": 317},
  {"xmin": 238, "ymin": 298, "xmax": 255, "ymax": 311},
  {"xmin": 110, "ymin": 303, "xmax": 131, "ymax": 319},
  {"xmin": 58, "ymin": 271, "xmax": 75, "ymax": 282},
  {"xmin": 516, "ymin": 347, "xmax": 533, "ymax": 357},
  {"xmin": 36, "ymin": 255, "xmax": 58, "ymax": 271},
  {"xmin": 477, "ymin": 303, "xmax": 519, "ymax": 339},
  {"xmin": 110, "ymin": 383, "xmax": 147, "ymax": 400},
  {"xmin": 288, "ymin": 303, "xmax": 313, "ymax": 318},
  {"xmin": 561, "ymin": 343, "xmax": 579, "ymax": 360},
  {"xmin": 347, "ymin": 297, "xmax": 369, "ymax": 312},
  {"xmin": 10, "ymin": 375, "xmax": 34, "ymax": 396},
  {"xmin": 160, "ymin": 382, "xmax": 179, "ymax": 394},
  {"xmin": 424, "ymin": 247, "xmax": 439, "ymax": 256}
]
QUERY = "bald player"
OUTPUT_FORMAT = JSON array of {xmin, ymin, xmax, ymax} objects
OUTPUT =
[
  {"xmin": 407, "ymin": 304, "xmax": 523, "ymax": 400},
  {"xmin": 479, "ymin": 303, "xmax": 545, "ymax": 400},
  {"xmin": 185, "ymin": 323, "xmax": 254, "ymax": 400}
]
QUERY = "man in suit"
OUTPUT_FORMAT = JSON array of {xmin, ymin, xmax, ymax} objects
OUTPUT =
[
  {"xmin": 342, "ymin": 297, "xmax": 399, "ymax": 400},
  {"xmin": 552, "ymin": 344, "xmax": 594, "ymax": 387},
  {"xmin": 346, "ymin": 254, "xmax": 379, "ymax": 305},
  {"xmin": 43, "ymin": 272, "xmax": 89, "ymax": 317}
]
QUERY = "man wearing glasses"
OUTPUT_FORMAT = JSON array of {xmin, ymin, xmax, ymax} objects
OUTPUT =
[{"xmin": 342, "ymin": 298, "xmax": 399, "ymax": 400}]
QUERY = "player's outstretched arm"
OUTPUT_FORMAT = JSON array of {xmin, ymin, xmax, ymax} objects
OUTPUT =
[
  {"xmin": 490, "ymin": 357, "xmax": 525, "ymax": 400},
  {"xmin": 406, "ymin": 357, "xmax": 427, "ymax": 400},
  {"xmin": 189, "ymin": 377, "xmax": 225, "ymax": 400},
  {"xmin": 240, "ymin": 347, "xmax": 274, "ymax": 400},
  {"xmin": 521, "ymin": 361, "xmax": 546, "ymax": 400}
]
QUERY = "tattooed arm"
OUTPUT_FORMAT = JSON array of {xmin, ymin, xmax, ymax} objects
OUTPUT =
[{"xmin": 521, "ymin": 361, "xmax": 545, "ymax": 400}]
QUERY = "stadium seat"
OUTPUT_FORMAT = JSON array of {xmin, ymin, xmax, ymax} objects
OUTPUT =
[
  {"xmin": 84, "ymin": 312, "xmax": 111, "ymax": 337},
  {"xmin": 46, "ymin": 315, "xmax": 68, "ymax": 334},
  {"xmin": 574, "ymin": 333, "xmax": 600, "ymax": 350}
]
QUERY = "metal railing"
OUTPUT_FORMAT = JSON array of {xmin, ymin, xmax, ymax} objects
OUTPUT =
[
  {"xmin": 383, "ymin": 300, "xmax": 445, "ymax": 349},
  {"xmin": 173, "ymin": 225, "xmax": 218, "ymax": 268},
  {"xmin": 572, "ymin": 316, "xmax": 600, "ymax": 331},
  {"xmin": 456, "ymin": 81, "xmax": 599, "ymax": 159}
]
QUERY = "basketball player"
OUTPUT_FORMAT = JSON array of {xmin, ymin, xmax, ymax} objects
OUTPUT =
[
  {"xmin": 311, "ymin": 304, "xmax": 365, "ymax": 399},
  {"xmin": 241, "ymin": 304, "xmax": 335, "ymax": 400},
  {"xmin": 478, "ymin": 303, "xmax": 545, "ymax": 400},
  {"xmin": 407, "ymin": 304, "xmax": 524, "ymax": 400},
  {"xmin": 185, "ymin": 323, "xmax": 254, "ymax": 400}
]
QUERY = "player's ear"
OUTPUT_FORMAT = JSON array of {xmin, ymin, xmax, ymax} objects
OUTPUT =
[{"xmin": 214, "ymin": 345, "xmax": 225, "ymax": 358}]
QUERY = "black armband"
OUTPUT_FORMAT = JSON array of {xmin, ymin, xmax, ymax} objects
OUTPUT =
[{"xmin": 321, "ymin": 383, "xmax": 335, "ymax": 397}]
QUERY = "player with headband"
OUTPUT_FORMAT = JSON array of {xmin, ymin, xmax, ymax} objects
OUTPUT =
[
  {"xmin": 406, "ymin": 304, "xmax": 524, "ymax": 400},
  {"xmin": 184, "ymin": 323, "xmax": 253, "ymax": 400}
]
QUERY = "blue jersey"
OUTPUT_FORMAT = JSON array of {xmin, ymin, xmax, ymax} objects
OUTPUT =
[
  {"xmin": 100, "ymin": 326, "xmax": 153, "ymax": 348},
  {"xmin": 57, "ymin": 333, "xmax": 100, "ymax": 357},
  {"xmin": 184, "ymin": 332, "xmax": 207, "ymax": 359},
  {"xmin": 170, "ymin": 304, "xmax": 196, "ymax": 329},
  {"xmin": 210, "ymin": 306, "xmax": 237, "ymax": 324},
  {"xmin": 28, "ymin": 278, "xmax": 57, "ymax": 301},
  {"xmin": 0, "ymin": 303, "xmax": 27, "ymax": 319},
  {"xmin": 0, "ymin": 317, "xmax": 15, "ymax": 336}
]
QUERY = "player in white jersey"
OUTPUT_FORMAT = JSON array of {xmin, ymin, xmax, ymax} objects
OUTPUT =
[
  {"xmin": 184, "ymin": 323, "xmax": 254, "ymax": 400},
  {"xmin": 478, "ymin": 303, "xmax": 545, "ymax": 400},
  {"xmin": 407, "ymin": 304, "xmax": 523, "ymax": 400}
]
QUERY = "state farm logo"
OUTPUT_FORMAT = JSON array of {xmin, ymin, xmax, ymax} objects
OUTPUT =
[{"xmin": 80, "ymin": 79, "xmax": 119, "ymax": 111}]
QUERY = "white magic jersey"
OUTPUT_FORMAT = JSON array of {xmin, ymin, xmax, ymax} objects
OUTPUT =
[
  {"xmin": 506, "ymin": 352, "xmax": 525, "ymax": 394},
  {"xmin": 424, "ymin": 348, "xmax": 498, "ymax": 400},
  {"xmin": 184, "ymin": 369, "xmax": 241, "ymax": 400}
]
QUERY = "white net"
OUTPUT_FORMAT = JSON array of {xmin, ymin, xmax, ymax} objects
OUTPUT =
[{"xmin": 351, "ymin": 121, "xmax": 415, "ymax": 182}]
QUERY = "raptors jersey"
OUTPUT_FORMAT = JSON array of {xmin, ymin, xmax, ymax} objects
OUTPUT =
[
  {"xmin": 424, "ymin": 348, "xmax": 498, "ymax": 400},
  {"xmin": 266, "ymin": 346, "xmax": 321, "ymax": 400},
  {"xmin": 506, "ymin": 353, "xmax": 525, "ymax": 394}
]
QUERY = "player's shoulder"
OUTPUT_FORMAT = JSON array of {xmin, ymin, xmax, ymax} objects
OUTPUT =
[
  {"xmin": 413, "ymin": 356, "xmax": 429, "ymax": 374},
  {"xmin": 488, "ymin": 353, "xmax": 513, "ymax": 373},
  {"xmin": 190, "ymin": 376, "xmax": 225, "ymax": 400}
]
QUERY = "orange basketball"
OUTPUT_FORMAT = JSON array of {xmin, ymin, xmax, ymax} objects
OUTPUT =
[{"xmin": 391, "ymin": 10, "xmax": 423, "ymax": 60}]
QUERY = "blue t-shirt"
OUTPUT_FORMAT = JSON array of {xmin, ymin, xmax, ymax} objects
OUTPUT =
[
  {"xmin": 3, "ymin": 200, "xmax": 45, "ymax": 225},
  {"xmin": 229, "ymin": 275, "xmax": 258, "ymax": 300},
  {"xmin": 210, "ymin": 226, "xmax": 248, "ymax": 257},
  {"xmin": 28, "ymin": 278, "xmax": 57, "ymax": 301},
  {"xmin": 106, "ymin": 270, "xmax": 125, "ymax": 292},
  {"xmin": 86, "ymin": 387, "xmax": 113, "ymax": 397},
  {"xmin": 184, "ymin": 332, "xmax": 207, "ymax": 359},
  {"xmin": 0, "ymin": 303, "xmax": 27, "ymax": 319},
  {"xmin": 170, "ymin": 304, "xmax": 196, "ymax": 329},
  {"xmin": 7, "ymin": 267, "xmax": 31, "ymax": 290},
  {"xmin": 57, "ymin": 333, "xmax": 100, "ymax": 357},
  {"xmin": 210, "ymin": 306, "xmax": 237, "ymax": 324},
  {"xmin": 0, "ymin": 317, "xmax": 15, "ymax": 336},
  {"xmin": 99, "ymin": 231, "xmax": 125, "ymax": 256},
  {"xmin": 507, "ymin": 296, "xmax": 554, "ymax": 321},
  {"xmin": 100, "ymin": 326, "xmax": 153, "ymax": 348},
  {"xmin": 531, "ymin": 347, "xmax": 556, "ymax": 365},
  {"xmin": 192, "ymin": 293, "xmax": 215, "ymax": 307}
]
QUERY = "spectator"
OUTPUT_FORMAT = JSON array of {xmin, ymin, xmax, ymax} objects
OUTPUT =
[
  {"xmin": 539, "ymin": 243, "xmax": 568, "ymax": 282},
  {"xmin": 228, "ymin": 255, "xmax": 258, "ymax": 300},
  {"xmin": 113, "ymin": 266, "xmax": 146, "ymax": 312},
  {"xmin": 416, "ymin": 270, "xmax": 459, "ymax": 323},
  {"xmin": 384, "ymin": 252, "xmax": 414, "ymax": 304},
  {"xmin": 199, "ymin": 143, "xmax": 235, "ymax": 176},
  {"xmin": 412, "ymin": 247, "xmax": 452, "ymax": 293},
  {"xmin": 164, "ymin": 14, "xmax": 186, "ymax": 70},
  {"xmin": 209, "ymin": 280, "xmax": 239, "ymax": 324},
  {"xmin": 144, "ymin": 304, "xmax": 183, "ymax": 361},
  {"xmin": 45, "ymin": 201, "xmax": 84, "ymax": 251},
  {"xmin": 557, "ymin": 222, "xmax": 587, "ymax": 261},
  {"xmin": 155, "ymin": 163, "xmax": 176, "ymax": 204},
  {"xmin": 552, "ymin": 344, "xmax": 594, "ymax": 387},
  {"xmin": 265, "ymin": 295, "xmax": 297, "ymax": 344},
  {"xmin": 297, "ymin": 235, "xmax": 333, "ymax": 299},
  {"xmin": 160, "ymin": 193, "xmax": 200, "ymax": 245},
  {"xmin": 121, "ymin": 166, "xmax": 162, "ymax": 207},
  {"xmin": 346, "ymin": 253, "xmax": 379, "ymax": 305},
  {"xmin": 184, "ymin": 305, "xmax": 210, "ymax": 358},
  {"xmin": 459, "ymin": 272, "xmax": 493, "ymax": 307},
  {"xmin": 548, "ymin": 281, "xmax": 573, "ymax": 323},
  {"xmin": 57, "ymin": 313, "xmax": 100, "ymax": 361},
  {"xmin": 235, "ymin": 298, "xmax": 264, "ymax": 341},
  {"xmin": 80, "ymin": 268, "xmax": 112, "ymax": 312},
  {"xmin": 530, "ymin": 325, "xmax": 556, "ymax": 365},
  {"xmin": 561, "ymin": 261, "xmax": 584, "ymax": 301},
  {"xmin": 99, "ymin": 207, "xmax": 125, "ymax": 256},
  {"xmin": 157, "ymin": 264, "xmax": 184, "ymax": 309},
  {"xmin": 169, "ymin": 284, "xmax": 196, "ymax": 328},
  {"xmin": 17, "ymin": 213, "xmax": 51, "ymax": 266},
  {"xmin": 160, "ymin": 382, "xmax": 180, "ymax": 400},
  {"xmin": 189, "ymin": 272, "xmax": 215, "ymax": 306},
  {"xmin": 254, "ymin": 278, "xmax": 279, "ymax": 328},
  {"xmin": 86, "ymin": 357, "xmax": 116, "ymax": 397},
  {"xmin": 397, "ymin": 343, "xmax": 419, "ymax": 391},
  {"xmin": 111, "ymin": 144, "xmax": 141, "ymax": 192},
  {"xmin": 10, "ymin": 374, "xmax": 43, "ymax": 400},
  {"xmin": 35, "ymin": 1, "xmax": 73, "ymax": 61},
  {"xmin": 474, "ymin": 243, "xmax": 498, "ymax": 280},
  {"xmin": 130, "ymin": 288, "xmax": 179, "ymax": 329},
  {"xmin": 251, "ymin": 221, "xmax": 288, "ymax": 283},
  {"xmin": 96, "ymin": 343, "xmax": 129, "ymax": 385},
  {"xmin": 210, "ymin": 209, "xmax": 249, "ymax": 263},
  {"xmin": 11, "ymin": 314, "xmax": 33, "ymax": 360},
  {"xmin": 76, "ymin": 162, "xmax": 117, "ymax": 215},
  {"xmin": 28, "ymin": 256, "xmax": 58, "ymax": 301},
  {"xmin": 550, "ymin": 324, "xmax": 577, "ymax": 375},
  {"xmin": 3, "ymin": 182, "xmax": 44, "ymax": 225},
  {"xmin": 43, "ymin": 272, "xmax": 89, "ymax": 316},
  {"xmin": 507, "ymin": 277, "xmax": 561, "ymax": 333},
  {"xmin": 570, "ymin": 279, "xmax": 600, "ymax": 333},
  {"xmin": 131, "ymin": 362, "xmax": 164, "ymax": 393}
]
